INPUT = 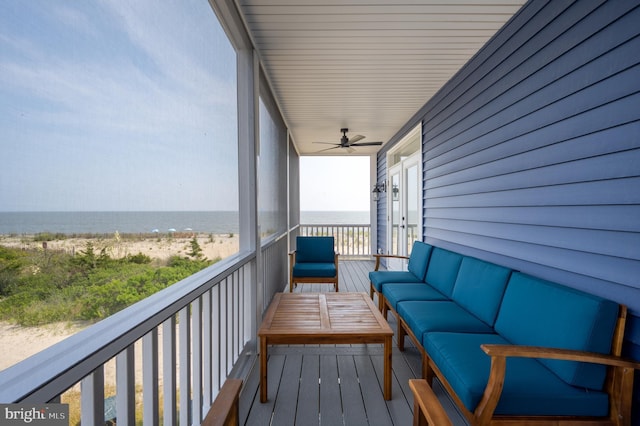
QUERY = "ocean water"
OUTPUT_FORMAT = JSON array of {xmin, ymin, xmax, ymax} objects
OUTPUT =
[{"xmin": 0, "ymin": 211, "xmax": 369, "ymax": 235}]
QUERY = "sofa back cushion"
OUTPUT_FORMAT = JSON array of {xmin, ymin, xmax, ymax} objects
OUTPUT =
[
  {"xmin": 295, "ymin": 236, "xmax": 335, "ymax": 263},
  {"xmin": 407, "ymin": 241, "xmax": 433, "ymax": 281},
  {"xmin": 424, "ymin": 248, "xmax": 463, "ymax": 297},
  {"xmin": 451, "ymin": 257, "xmax": 512, "ymax": 326},
  {"xmin": 494, "ymin": 272, "xmax": 619, "ymax": 390}
]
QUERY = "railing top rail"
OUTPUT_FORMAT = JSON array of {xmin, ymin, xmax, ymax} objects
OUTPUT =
[
  {"xmin": 300, "ymin": 223, "xmax": 370, "ymax": 227},
  {"xmin": 0, "ymin": 250, "xmax": 256, "ymax": 403}
]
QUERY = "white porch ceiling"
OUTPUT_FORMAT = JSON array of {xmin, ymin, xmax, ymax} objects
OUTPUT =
[{"xmin": 236, "ymin": 0, "xmax": 526, "ymax": 156}]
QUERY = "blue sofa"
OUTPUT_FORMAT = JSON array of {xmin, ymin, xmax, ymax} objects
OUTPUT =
[{"xmin": 372, "ymin": 242, "xmax": 640, "ymax": 426}]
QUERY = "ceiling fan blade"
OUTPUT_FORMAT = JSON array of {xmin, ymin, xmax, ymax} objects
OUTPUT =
[
  {"xmin": 313, "ymin": 141, "xmax": 340, "ymax": 145},
  {"xmin": 348, "ymin": 135, "xmax": 365, "ymax": 143},
  {"xmin": 315, "ymin": 146, "xmax": 341, "ymax": 153},
  {"xmin": 350, "ymin": 141, "xmax": 383, "ymax": 147}
]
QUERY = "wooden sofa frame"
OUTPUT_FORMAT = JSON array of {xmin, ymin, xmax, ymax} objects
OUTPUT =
[
  {"xmin": 372, "ymin": 251, "xmax": 640, "ymax": 425},
  {"xmin": 391, "ymin": 300, "xmax": 640, "ymax": 426},
  {"xmin": 202, "ymin": 378, "xmax": 243, "ymax": 426}
]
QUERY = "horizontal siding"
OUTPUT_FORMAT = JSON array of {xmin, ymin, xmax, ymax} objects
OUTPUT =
[{"xmin": 410, "ymin": 0, "xmax": 640, "ymax": 365}]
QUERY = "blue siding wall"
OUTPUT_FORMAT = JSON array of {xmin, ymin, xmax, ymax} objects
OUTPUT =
[
  {"xmin": 384, "ymin": 0, "xmax": 640, "ymax": 371},
  {"xmin": 426, "ymin": 0, "xmax": 640, "ymax": 354}
]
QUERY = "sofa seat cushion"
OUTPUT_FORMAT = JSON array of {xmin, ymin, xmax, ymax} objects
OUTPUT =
[
  {"xmin": 383, "ymin": 283, "xmax": 448, "ymax": 312},
  {"xmin": 369, "ymin": 271, "xmax": 423, "ymax": 293},
  {"xmin": 292, "ymin": 262, "xmax": 336, "ymax": 278},
  {"xmin": 451, "ymin": 257, "xmax": 512, "ymax": 326},
  {"xmin": 424, "ymin": 332, "xmax": 610, "ymax": 417},
  {"xmin": 494, "ymin": 272, "xmax": 619, "ymax": 390},
  {"xmin": 397, "ymin": 301, "xmax": 494, "ymax": 341}
]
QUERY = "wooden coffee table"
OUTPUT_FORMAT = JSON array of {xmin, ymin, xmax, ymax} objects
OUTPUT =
[{"xmin": 258, "ymin": 292, "xmax": 394, "ymax": 402}]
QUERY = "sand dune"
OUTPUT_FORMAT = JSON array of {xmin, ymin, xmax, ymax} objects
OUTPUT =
[{"xmin": 0, "ymin": 233, "xmax": 239, "ymax": 373}]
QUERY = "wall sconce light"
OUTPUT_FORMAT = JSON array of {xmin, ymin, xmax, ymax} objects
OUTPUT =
[{"xmin": 372, "ymin": 181, "xmax": 386, "ymax": 201}]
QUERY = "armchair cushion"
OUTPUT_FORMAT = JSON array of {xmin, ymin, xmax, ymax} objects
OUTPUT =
[
  {"xmin": 423, "ymin": 332, "xmax": 610, "ymax": 417},
  {"xmin": 292, "ymin": 262, "xmax": 337, "ymax": 278},
  {"xmin": 295, "ymin": 236, "xmax": 336, "ymax": 263}
]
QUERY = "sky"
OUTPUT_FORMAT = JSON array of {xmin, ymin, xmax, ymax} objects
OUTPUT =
[
  {"xmin": 0, "ymin": 1, "xmax": 238, "ymax": 212},
  {"xmin": 0, "ymin": 2, "xmax": 370, "ymax": 213},
  {"xmin": 300, "ymin": 156, "xmax": 371, "ymax": 211}
]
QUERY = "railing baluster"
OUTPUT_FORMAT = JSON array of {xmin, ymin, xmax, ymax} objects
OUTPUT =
[
  {"xmin": 116, "ymin": 346, "xmax": 135, "ymax": 426},
  {"xmin": 192, "ymin": 298, "xmax": 203, "ymax": 424},
  {"xmin": 81, "ymin": 366, "xmax": 104, "ymax": 426},
  {"xmin": 203, "ymin": 290, "xmax": 212, "ymax": 406},
  {"xmin": 163, "ymin": 316, "xmax": 177, "ymax": 426},
  {"xmin": 179, "ymin": 306, "xmax": 191, "ymax": 425},
  {"xmin": 143, "ymin": 329, "xmax": 159, "ymax": 425},
  {"xmin": 212, "ymin": 284, "xmax": 221, "ymax": 396}
]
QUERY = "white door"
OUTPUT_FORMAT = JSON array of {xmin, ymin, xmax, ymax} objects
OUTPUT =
[{"xmin": 387, "ymin": 153, "xmax": 421, "ymax": 270}]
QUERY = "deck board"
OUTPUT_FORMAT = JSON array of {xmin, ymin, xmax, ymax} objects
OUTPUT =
[{"xmin": 240, "ymin": 259, "xmax": 468, "ymax": 425}]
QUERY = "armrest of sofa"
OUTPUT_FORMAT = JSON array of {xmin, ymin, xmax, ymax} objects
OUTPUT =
[
  {"xmin": 473, "ymin": 344, "xmax": 640, "ymax": 425},
  {"xmin": 409, "ymin": 379, "xmax": 453, "ymax": 426},
  {"xmin": 372, "ymin": 253, "xmax": 409, "ymax": 271},
  {"xmin": 202, "ymin": 378, "xmax": 243, "ymax": 426},
  {"xmin": 481, "ymin": 344, "xmax": 640, "ymax": 369}
]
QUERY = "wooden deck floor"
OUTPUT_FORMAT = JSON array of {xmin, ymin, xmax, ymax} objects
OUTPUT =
[{"xmin": 238, "ymin": 259, "xmax": 468, "ymax": 426}]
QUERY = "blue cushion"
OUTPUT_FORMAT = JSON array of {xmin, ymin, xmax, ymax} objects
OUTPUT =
[
  {"xmin": 369, "ymin": 270, "xmax": 423, "ymax": 293},
  {"xmin": 424, "ymin": 332, "xmax": 610, "ymax": 416},
  {"xmin": 397, "ymin": 301, "xmax": 494, "ymax": 341},
  {"xmin": 451, "ymin": 257, "xmax": 512, "ymax": 326},
  {"xmin": 382, "ymin": 283, "xmax": 448, "ymax": 311},
  {"xmin": 424, "ymin": 248, "xmax": 463, "ymax": 297},
  {"xmin": 407, "ymin": 241, "xmax": 433, "ymax": 281},
  {"xmin": 494, "ymin": 272, "xmax": 619, "ymax": 390},
  {"xmin": 295, "ymin": 236, "xmax": 335, "ymax": 263},
  {"xmin": 292, "ymin": 262, "xmax": 336, "ymax": 278}
]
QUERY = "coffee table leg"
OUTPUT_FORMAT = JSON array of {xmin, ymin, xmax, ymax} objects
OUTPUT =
[
  {"xmin": 384, "ymin": 335, "xmax": 392, "ymax": 400},
  {"xmin": 260, "ymin": 337, "xmax": 268, "ymax": 402}
]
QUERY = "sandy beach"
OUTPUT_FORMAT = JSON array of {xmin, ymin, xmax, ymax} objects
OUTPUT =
[
  {"xmin": 0, "ymin": 233, "xmax": 239, "ymax": 373},
  {"xmin": 0, "ymin": 232, "xmax": 239, "ymax": 264}
]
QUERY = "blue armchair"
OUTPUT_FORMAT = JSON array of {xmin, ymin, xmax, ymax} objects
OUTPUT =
[{"xmin": 289, "ymin": 236, "xmax": 339, "ymax": 292}]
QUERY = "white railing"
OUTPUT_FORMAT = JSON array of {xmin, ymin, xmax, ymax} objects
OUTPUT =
[
  {"xmin": 0, "ymin": 252, "xmax": 256, "ymax": 425},
  {"xmin": 300, "ymin": 224, "xmax": 371, "ymax": 257}
]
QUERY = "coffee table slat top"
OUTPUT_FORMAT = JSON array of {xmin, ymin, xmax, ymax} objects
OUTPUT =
[{"xmin": 259, "ymin": 293, "xmax": 392, "ymax": 337}]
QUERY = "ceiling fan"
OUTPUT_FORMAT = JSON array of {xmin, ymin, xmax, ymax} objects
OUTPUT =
[{"xmin": 313, "ymin": 128, "xmax": 383, "ymax": 152}]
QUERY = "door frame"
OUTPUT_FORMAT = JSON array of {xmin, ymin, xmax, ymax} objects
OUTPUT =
[{"xmin": 385, "ymin": 125, "xmax": 422, "ymax": 270}]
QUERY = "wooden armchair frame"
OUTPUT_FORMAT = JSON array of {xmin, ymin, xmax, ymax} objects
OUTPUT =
[{"xmin": 288, "ymin": 238, "xmax": 339, "ymax": 292}]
